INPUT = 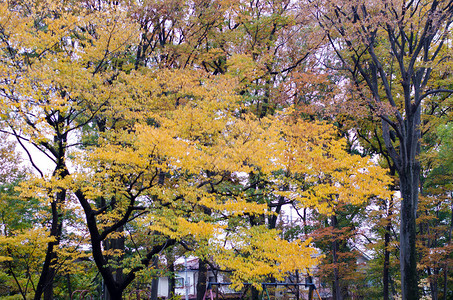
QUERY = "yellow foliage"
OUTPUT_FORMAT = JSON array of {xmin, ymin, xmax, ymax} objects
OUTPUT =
[
  {"xmin": 0, "ymin": 228, "xmax": 54, "ymax": 268},
  {"xmin": 273, "ymin": 114, "xmax": 393, "ymax": 214},
  {"xmin": 0, "ymin": 0, "xmax": 393, "ymax": 291},
  {"xmin": 214, "ymin": 226, "xmax": 319, "ymax": 288},
  {"xmin": 69, "ymin": 63, "xmax": 391, "ymax": 282}
]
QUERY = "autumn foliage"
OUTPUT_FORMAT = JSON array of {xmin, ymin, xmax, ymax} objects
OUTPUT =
[{"xmin": 0, "ymin": 1, "xmax": 451, "ymax": 300}]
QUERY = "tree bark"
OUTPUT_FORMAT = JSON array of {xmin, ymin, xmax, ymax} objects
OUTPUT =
[
  {"xmin": 295, "ymin": 270, "xmax": 300, "ymax": 300},
  {"xmin": 75, "ymin": 190, "xmax": 176, "ymax": 300},
  {"xmin": 67, "ymin": 274, "xmax": 72, "ymax": 300},
  {"xmin": 331, "ymin": 215, "xmax": 342, "ymax": 300},
  {"xmin": 34, "ymin": 186, "xmax": 66, "ymax": 300},
  {"xmin": 251, "ymin": 286, "xmax": 260, "ymax": 300},
  {"xmin": 398, "ymin": 161, "xmax": 420, "ymax": 300},
  {"xmin": 383, "ymin": 192, "xmax": 396, "ymax": 300},
  {"xmin": 443, "ymin": 200, "xmax": 453, "ymax": 300},
  {"xmin": 307, "ymin": 275, "xmax": 314, "ymax": 300},
  {"xmin": 151, "ymin": 257, "xmax": 159, "ymax": 300},
  {"xmin": 427, "ymin": 267, "xmax": 439, "ymax": 300},
  {"xmin": 383, "ymin": 208, "xmax": 392, "ymax": 300},
  {"xmin": 168, "ymin": 255, "xmax": 176, "ymax": 299},
  {"xmin": 103, "ymin": 226, "xmax": 125, "ymax": 300},
  {"xmin": 196, "ymin": 259, "xmax": 208, "ymax": 300}
]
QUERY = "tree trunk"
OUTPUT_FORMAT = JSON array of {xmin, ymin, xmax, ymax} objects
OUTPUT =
[
  {"xmin": 399, "ymin": 169, "xmax": 420, "ymax": 300},
  {"xmin": 151, "ymin": 257, "xmax": 159, "ymax": 300},
  {"xmin": 428, "ymin": 267, "xmax": 438, "ymax": 300},
  {"xmin": 251, "ymin": 286, "xmax": 260, "ymax": 300},
  {"xmin": 34, "ymin": 187, "xmax": 66, "ymax": 300},
  {"xmin": 168, "ymin": 256, "xmax": 176, "ymax": 299},
  {"xmin": 383, "ymin": 224, "xmax": 391, "ymax": 300},
  {"xmin": 331, "ymin": 215, "xmax": 342, "ymax": 300},
  {"xmin": 43, "ymin": 265, "xmax": 55, "ymax": 300},
  {"xmin": 307, "ymin": 275, "xmax": 314, "ymax": 300},
  {"xmin": 67, "ymin": 274, "xmax": 72, "ymax": 300},
  {"xmin": 295, "ymin": 270, "xmax": 300, "ymax": 300},
  {"xmin": 196, "ymin": 259, "xmax": 208, "ymax": 300},
  {"xmin": 103, "ymin": 226, "xmax": 125, "ymax": 300},
  {"xmin": 443, "ymin": 199, "xmax": 453, "ymax": 300},
  {"xmin": 107, "ymin": 291, "xmax": 123, "ymax": 300},
  {"xmin": 383, "ymin": 196, "xmax": 394, "ymax": 300},
  {"xmin": 380, "ymin": 89, "xmax": 422, "ymax": 300}
]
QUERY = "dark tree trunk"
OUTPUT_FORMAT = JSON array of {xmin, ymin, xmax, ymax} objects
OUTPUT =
[
  {"xmin": 383, "ymin": 221, "xmax": 391, "ymax": 300},
  {"xmin": 331, "ymin": 215, "xmax": 342, "ymax": 300},
  {"xmin": 428, "ymin": 267, "xmax": 439, "ymax": 300},
  {"xmin": 196, "ymin": 259, "xmax": 208, "ymax": 300},
  {"xmin": 268, "ymin": 183, "xmax": 288, "ymax": 230},
  {"xmin": 75, "ymin": 190, "xmax": 176, "ymax": 300},
  {"xmin": 251, "ymin": 286, "xmax": 260, "ymax": 300},
  {"xmin": 307, "ymin": 275, "xmax": 314, "ymax": 300},
  {"xmin": 151, "ymin": 257, "xmax": 159, "ymax": 300},
  {"xmin": 102, "ymin": 224, "xmax": 125, "ymax": 300},
  {"xmin": 443, "ymin": 201, "xmax": 453, "ymax": 300},
  {"xmin": 383, "ymin": 195, "xmax": 394, "ymax": 300},
  {"xmin": 34, "ymin": 186, "xmax": 66, "ymax": 300},
  {"xmin": 67, "ymin": 274, "xmax": 72, "ymax": 300},
  {"xmin": 295, "ymin": 270, "xmax": 300, "ymax": 300},
  {"xmin": 168, "ymin": 256, "xmax": 176, "ymax": 299},
  {"xmin": 398, "ymin": 163, "xmax": 420, "ymax": 300},
  {"xmin": 378, "ymin": 63, "xmax": 423, "ymax": 300},
  {"xmin": 43, "ymin": 265, "xmax": 55, "ymax": 300},
  {"xmin": 104, "ymin": 227, "xmax": 125, "ymax": 282}
]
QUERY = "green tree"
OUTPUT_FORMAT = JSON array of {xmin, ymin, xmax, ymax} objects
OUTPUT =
[{"xmin": 417, "ymin": 123, "xmax": 453, "ymax": 299}]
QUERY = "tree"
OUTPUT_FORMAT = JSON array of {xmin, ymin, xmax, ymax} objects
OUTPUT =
[
  {"xmin": 0, "ymin": 1, "xmax": 137, "ymax": 298},
  {"xmin": 0, "ymin": 134, "xmax": 44, "ymax": 299},
  {"xmin": 417, "ymin": 122, "xmax": 453, "ymax": 299},
  {"xmin": 311, "ymin": 0, "xmax": 453, "ymax": 298},
  {"xmin": 0, "ymin": 1, "xmax": 394, "ymax": 299},
  {"xmin": 69, "ymin": 68, "xmax": 324, "ymax": 298},
  {"xmin": 277, "ymin": 117, "xmax": 393, "ymax": 300}
]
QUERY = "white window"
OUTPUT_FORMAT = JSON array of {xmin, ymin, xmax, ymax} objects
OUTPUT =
[{"xmin": 176, "ymin": 277, "xmax": 190, "ymax": 288}]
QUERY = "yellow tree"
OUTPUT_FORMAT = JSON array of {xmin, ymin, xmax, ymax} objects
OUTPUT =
[
  {"xmin": 0, "ymin": 1, "xmax": 393, "ymax": 300},
  {"xmin": 0, "ymin": 133, "xmax": 46, "ymax": 299},
  {"xmin": 51, "ymin": 69, "xmax": 300, "ymax": 298},
  {"xmin": 0, "ymin": 1, "xmax": 137, "ymax": 298},
  {"xmin": 60, "ymin": 62, "xmax": 391, "ymax": 299},
  {"xmin": 276, "ymin": 116, "xmax": 392, "ymax": 299}
]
